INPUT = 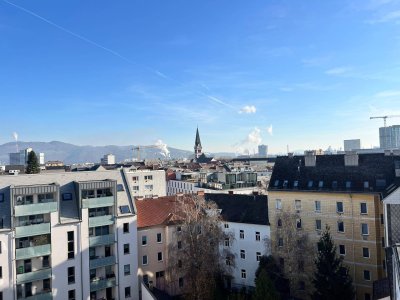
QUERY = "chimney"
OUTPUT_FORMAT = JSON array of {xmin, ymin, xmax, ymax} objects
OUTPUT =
[
  {"xmin": 197, "ymin": 190, "xmax": 205, "ymax": 196},
  {"xmin": 304, "ymin": 151, "xmax": 316, "ymax": 167},
  {"xmin": 228, "ymin": 190, "xmax": 234, "ymax": 195},
  {"xmin": 136, "ymin": 196, "xmax": 144, "ymax": 201},
  {"xmin": 288, "ymin": 152, "xmax": 294, "ymax": 158},
  {"xmin": 344, "ymin": 151, "xmax": 359, "ymax": 166},
  {"xmin": 392, "ymin": 149, "xmax": 400, "ymax": 156},
  {"xmin": 385, "ymin": 150, "xmax": 392, "ymax": 156}
]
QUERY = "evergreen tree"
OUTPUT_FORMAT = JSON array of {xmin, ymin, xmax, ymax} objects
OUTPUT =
[
  {"xmin": 26, "ymin": 150, "xmax": 40, "ymax": 174},
  {"xmin": 254, "ymin": 269, "xmax": 279, "ymax": 300},
  {"xmin": 312, "ymin": 226, "xmax": 354, "ymax": 300}
]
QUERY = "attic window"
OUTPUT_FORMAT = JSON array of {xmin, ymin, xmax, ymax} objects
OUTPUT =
[
  {"xmin": 293, "ymin": 181, "xmax": 299, "ymax": 188},
  {"xmin": 117, "ymin": 184, "xmax": 125, "ymax": 192},
  {"xmin": 318, "ymin": 181, "xmax": 324, "ymax": 188},
  {"xmin": 119, "ymin": 205, "xmax": 131, "ymax": 214},
  {"xmin": 307, "ymin": 180, "xmax": 313, "ymax": 188},
  {"xmin": 346, "ymin": 181, "xmax": 351, "ymax": 189},
  {"xmin": 376, "ymin": 179, "xmax": 386, "ymax": 188},
  {"xmin": 274, "ymin": 180, "xmax": 280, "ymax": 187},
  {"xmin": 364, "ymin": 181, "xmax": 369, "ymax": 189},
  {"xmin": 283, "ymin": 180, "xmax": 288, "ymax": 188},
  {"xmin": 332, "ymin": 181, "xmax": 338, "ymax": 189}
]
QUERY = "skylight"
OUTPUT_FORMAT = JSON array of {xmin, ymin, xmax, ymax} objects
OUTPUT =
[{"xmin": 119, "ymin": 205, "xmax": 131, "ymax": 214}]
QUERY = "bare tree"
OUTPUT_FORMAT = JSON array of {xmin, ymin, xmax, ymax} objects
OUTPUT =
[
  {"xmin": 166, "ymin": 194, "xmax": 234, "ymax": 300},
  {"xmin": 274, "ymin": 209, "xmax": 314, "ymax": 298}
]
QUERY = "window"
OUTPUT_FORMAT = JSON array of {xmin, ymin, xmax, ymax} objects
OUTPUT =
[
  {"xmin": 298, "ymin": 281, "xmax": 305, "ymax": 291},
  {"xmin": 315, "ymin": 219, "xmax": 322, "ymax": 231},
  {"xmin": 240, "ymin": 249, "xmax": 246, "ymax": 259},
  {"xmin": 240, "ymin": 230, "xmax": 244, "ymax": 239},
  {"xmin": 0, "ymin": 266, "xmax": 2, "ymax": 279},
  {"xmin": 178, "ymin": 241, "xmax": 182, "ymax": 249},
  {"xmin": 123, "ymin": 223, "xmax": 129, "ymax": 233},
  {"xmin": 363, "ymin": 270, "xmax": 371, "ymax": 281},
  {"xmin": 226, "ymin": 256, "xmax": 231, "ymax": 266},
  {"xmin": 295, "ymin": 199, "xmax": 301, "ymax": 210},
  {"xmin": 68, "ymin": 290, "xmax": 76, "ymax": 300},
  {"xmin": 338, "ymin": 221, "xmax": 345, "ymax": 233},
  {"xmin": 224, "ymin": 223, "xmax": 229, "ymax": 228},
  {"xmin": 177, "ymin": 226, "xmax": 182, "ymax": 232},
  {"xmin": 332, "ymin": 181, "xmax": 338, "ymax": 189},
  {"xmin": 364, "ymin": 181, "xmax": 369, "ymax": 189},
  {"xmin": 156, "ymin": 271, "xmax": 165, "ymax": 278},
  {"xmin": 294, "ymin": 180, "xmax": 299, "ymax": 188},
  {"xmin": 277, "ymin": 219, "xmax": 282, "ymax": 227},
  {"xmin": 158, "ymin": 252, "xmax": 163, "ymax": 261},
  {"xmin": 241, "ymin": 269, "xmax": 246, "ymax": 279},
  {"xmin": 360, "ymin": 203, "xmax": 367, "ymax": 214},
  {"xmin": 346, "ymin": 181, "xmax": 351, "ymax": 189},
  {"xmin": 142, "ymin": 255, "xmax": 148, "ymax": 265},
  {"xmin": 125, "ymin": 286, "xmax": 131, "ymax": 298},
  {"xmin": 124, "ymin": 243, "xmax": 130, "ymax": 254},
  {"xmin": 224, "ymin": 238, "xmax": 230, "ymax": 247},
  {"xmin": 274, "ymin": 180, "xmax": 279, "ymax": 187},
  {"xmin": 256, "ymin": 252, "xmax": 261, "ymax": 261},
  {"xmin": 43, "ymin": 255, "xmax": 50, "ymax": 268},
  {"xmin": 363, "ymin": 247, "xmax": 370, "ymax": 258},
  {"xmin": 117, "ymin": 184, "xmax": 125, "ymax": 191},
  {"xmin": 179, "ymin": 277, "xmax": 184, "ymax": 288},
  {"xmin": 132, "ymin": 186, "xmax": 139, "ymax": 191},
  {"xmin": 0, "ymin": 292, "xmax": 2, "ymax": 300},
  {"xmin": 278, "ymin": 237, "xmax": 283, "ymax": 247},
  {"xmin": 318, "ymin": 181, "xmax": 324, "ymax": 188},
  {"xmin": 255, "ymin": 231, "xmax": 260, "ymax": 241},
  {"xmin": 67, "ymin": 267, "xmax": 75, "ymax": 284},
  {"xmin": 144, "ymin": 175, "xmax": 153, "ymax": 180},
  {"xmin": 124, "ymin": 264, "xmax": 130, "ymax": 276},
  {"xmin": 275, "ymin": 199, "xmax": 282, "ymax": 210},
  {"xmin": 339, "ymin": 245, "xmax": 346, "ymax": 256},
  {"xmin": 307, "ymin": 180, "xmax": 313, "ymax": 188},
  {"xmin": 0, "ymin": 193, "xmax": 4, "ymax": 202},
  {"xmin": 43, "ymin": 278, "xmax": 50, "ymax": 290},
  {"xmin": 315, "ymin": 201, "xmax": 321, "ymax": 212},
  {"xmin": 120, "ymin": 205, "xmax": 131, "ymax": 214},
  {"xmin": 178, "ymin": 260, "xmax": 182, "ymax": 268},
  {"xmin": 283, "ymin": 180, "xmax": 288, "ymax": 188},
  {"xmin": 157, "ymin": 233, "xmax": 162, "ymax": 243},
  {"xmin": 381, "ymin": 214, "xmax": 384, "ymax": 225},
  {"xmin": 67, "ymin": 231, "xmax": 74, "ymax": 259},
  {"xmin": 296, "ymin": 218, "xmax": 302, "ymax": 229},
  {"xmin": 0, "ymin": 241, "xmax": 1, "ymax": 253},
  {"xmin": 337, "ymin": 202, "xmax": 344, "ymax": 213},
  {"xmin": 142, "ymin": 236, "xmax": 147, "ymax": 246},
  {"xmin": 361, "ymin": 223, "xmax": 369, "ymax": 235},
  {"xmin": 365, "ymin": 293, "xmax": 371, "ymax": 300},
  {"xmin": 145, "ymin": 185, "xmax": 153, "ymax": 190},
  {"xmin": 132, "ymin": 176, "xmax": 139, "ymax": 181},
  {"xmin": 62, "ymin": 193, "xmax": 72, "ymax": 201}
]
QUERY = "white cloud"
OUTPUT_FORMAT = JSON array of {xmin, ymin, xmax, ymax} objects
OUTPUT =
[
  {"xmin": 234, "ymin": 127, "xmax": 262, "ymax": 154},
  {"xmin": 267, "ymin": 125, "xmax": 273, "ymax": 136},
  {"xmin": 247, "ymin": 127, "xmax": 262, "ymax": 144},
  {"xmin": 239, "ymin": 105, "xmax": 257, "ymax": 114},
  {"xmin": 367, "ymin": 10, "xmax": 400, "ymax": 23},
  {"xmin": 325, "ymin": 67, "xmax": 352, "ymax": 75},
  {"xmin": 374, "ymin": 90, "xmax": 400, "ymax": 97}
]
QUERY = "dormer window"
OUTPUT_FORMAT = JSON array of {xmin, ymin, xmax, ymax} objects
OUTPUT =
[
  {"xmin": 318, "ymin": 181, "xmax": 323, "ymax": 188},
  {"xmin": 283, "ymin": 180, "xmax": 288, "ymax": 188},
  {"xmin": 364, "ymin": 181, "xmax": 369, "ymax": 189},
  {"xmin": 293, "ymin": 181, "xmax": 299, "ymax": 188},
  {"xmin": 332, "ymin": 181, "xmax": 338, "ymax": 189},
  {"xmin": 346, "ymin": 181, "xmax": 351, "ymax": 189},
  {"xmin": 308, "ymin": 180, "xmax": 313, "ymax": 188},
  {"xmin": 274, "ymin": 180, "xmax": 280, "ymax": 187}
]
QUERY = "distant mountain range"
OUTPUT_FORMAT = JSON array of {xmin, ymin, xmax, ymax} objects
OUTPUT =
[{"xmin": 0, "ymin": 141, "xmax": 235, "ymax": 164}]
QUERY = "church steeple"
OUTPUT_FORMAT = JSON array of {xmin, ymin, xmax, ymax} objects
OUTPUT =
[{"xmin": 194, "ymin": 127, "xmax": 203, "ymax": 159}]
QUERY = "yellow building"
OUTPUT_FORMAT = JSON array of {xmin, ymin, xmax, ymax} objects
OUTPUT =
[{"xmin": 268, "ymin": 151, "xmax": 399, "ymax": 300}]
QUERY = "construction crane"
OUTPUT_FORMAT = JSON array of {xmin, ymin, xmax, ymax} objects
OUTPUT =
[
  {"xmin": 370, "ymin": 115, "xmax": 400, "ymax": 127},
  {"xmin": 132, "ymin": 145, "xmax": 160, "ymax": 161}
]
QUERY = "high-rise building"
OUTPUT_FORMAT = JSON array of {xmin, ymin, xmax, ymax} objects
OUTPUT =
[
  {"xmin": 344, "ymin": 139, "xmax": 361, "ymax": 151},
  {"xmin": 0, "ymin": 170, "xmax": 139, "ymax": 300},
  {"xmin": 258, "ymin": 144, "xmax": 268, "ymax": 157},
  {"xmin": 9, "ymin": 148, "xmax": 33, "ymax": 166},
  {"xmin": 100, "ymin": 154, "xmax": 116, "ymax": 165},
  {"xmin": 380, "ymin": 125, "xmax": 400, "ymax": 149}
]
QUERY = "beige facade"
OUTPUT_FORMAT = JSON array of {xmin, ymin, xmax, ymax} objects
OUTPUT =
[{"xmin": 269, "ymin": 190, "xmax": 385, "ymax": 300}]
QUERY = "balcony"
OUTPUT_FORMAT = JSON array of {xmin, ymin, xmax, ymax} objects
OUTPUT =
[
  {"xmin": 16, "ymin": 244, "xmax": 51, "ymax": 260},
  {"xmin": 15, "ymin": 202, "xmax": 57, "ymax": 217},
  {"xmin": 90, "ymin": 277, "xmax": 117, "ymax": 292},
  {"xmin": 89, "ymin": 215, "xmax": 114, "ymax": 227},
  {"xmin": 89, "ymin": 234, "xmax": 115, "ymax": 247},
  {"xmin": 82, "ymin": 196, "xmax": 114, "ymax": 209},
  {"xmin": 15, "ymin": 223, "xmax": 51, "ymax": 238},
  {"xmin": 17, "ymin": 268, "xmax": 52, "ymax": 284},
  {"xmin": 23, "ymin": 292, "xmax": 52, "ymax": 300},
  {"xmin": 89, "ymin": 255, "xmax": 116, "ymax": 269}
]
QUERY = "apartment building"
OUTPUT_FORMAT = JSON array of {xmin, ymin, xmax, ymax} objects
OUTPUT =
[
  {"xmin": 268, "ymin": 151, "xmax": 400, "ymax": 300},
  {"xmin": 0, "ymin": 169, "xmax": 139, "ymax": 300},
  {"xmin": 204, "ymin": 193, "xmax": 270, "ymax": 291},
  {"xmin": 125, "ymin": 169, "xmax": 166, "ymax": 199}
]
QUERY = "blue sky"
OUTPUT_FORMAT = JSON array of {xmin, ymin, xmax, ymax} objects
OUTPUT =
[{"xmin": 1, "ymin": 0, "xmax": 400, "ymax": 154}]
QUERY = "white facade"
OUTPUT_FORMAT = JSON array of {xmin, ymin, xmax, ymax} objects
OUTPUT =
[
  {"xmin": 125, "ymin": 169, "xmax": 166, "ymax": 199},
  {"xmin": 167, "ymin": 180, "xmax": 259, "ymax": 196},
  {"xmin": 344, "ymin": 139, "xmax": 361, "ymax": 151},
  {"xmin": 223, "ymin": 222, "xmax": 270, "ymax": 288},
  {"xmin": 101, "ymin": 154, "xmax": 115, "ymax": 165},
  {"xmin": 0, "ymin": 170, "xmax": 139, "ymax": 300}
]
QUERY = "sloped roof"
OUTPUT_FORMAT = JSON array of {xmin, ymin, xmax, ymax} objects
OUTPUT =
[
  {"xmin": 205, "ymin": 193, "xmax": 269, "ymax": 225},
  {"xmin": 195, "ymin": 127, "xmax": 202, "ymax": 148},
  {"xmin": 136, "ymin": 196, "xmax": 182, "ymax": 228}
]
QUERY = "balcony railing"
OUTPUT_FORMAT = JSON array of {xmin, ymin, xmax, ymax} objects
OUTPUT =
[
  {"xmin": 89, "ymin": 234, "xmax": 115, "ymax": 247},
  {"xmin": 90, "ymin": 277, "xmax": 117, "ymax": 292},
  {"xmin": 22, "ymin": 291, "xmax": 52, "ymax": 300},
  {"xmin": 16, "ymin": 268, "xmax": 52, "ymax": 284},
  {"xmin": 15, "ymin": 223, "xmax": 51, "ymax": 238},
  {"xmin": 89, "ymin": 255, "xmax": 116, "ymax": 269},
  {"xmin": 16, "ymin": 244, "xmax": 51, "ymax": 260},
  {"xmin": 82, "ymin": 196, "xmax": 114, "ymax": 209},
  {"xmin": 15, "ymin": 202, "xmax": 57, "ymax": 217},
  {"xmin": 88, "ymin": 215, "xmax": 114, "ymax": 227}
]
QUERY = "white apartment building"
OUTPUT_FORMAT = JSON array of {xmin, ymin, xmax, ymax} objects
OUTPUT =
[
  {"xmin": 0, "ymin": 169, "xmax": 139, "ymax": 300},
  {"xmin": 100, "ymin": 154, "xmax": 115, "ymax": 165},
  {"xmin": 125, "ymin": 169, "xmax": 166, "ymax": 199}
]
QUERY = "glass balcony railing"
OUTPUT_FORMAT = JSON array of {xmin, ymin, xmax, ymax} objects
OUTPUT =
[
  {"xmin": 22, "ymin": 291, "xmax": 52, "ymax": 300},
  {"xmin": 89, "ymin": 234, "xmax": 115, "ymax": 247},
  {"xmin": 16, "ymin": 268, "xmax": 52, "ymax": 284},
  {"xmin": 88, "ymin": 215, "xmax": 114, "ymax": 227},
  {"xmin": 15, "ymin": 223, "xmax": 51, "ymax": 238},
  {"xmin": 82, "ymin": 196, "xmax": 114, "ymax": 209},
  {"xmin": 16, "ymin": 244, "xmax": 51, "ymax": 260},
  {"xmin": 90, "ymin": 277, "xmax": 117, "ymax": 292},
  {"xmin": 15, "ymin": 202, "xmax": 57, "ymax": 217},
  {"xmin": 89, "ymin": 255, "xmax": 116, "ymax": 269}
]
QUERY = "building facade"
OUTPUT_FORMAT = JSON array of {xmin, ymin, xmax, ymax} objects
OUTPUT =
[
  {"xmin": 344, "ymin": 139, "xmax": 361, "ymax": 151},
  {"xmin": 0, "ymin": 170, "xmax": 139, "ymax": 300},
  {"xmin": 124, "ymin": 169, "xmax": 166, "ymax": 199},
  {"xmin": 258, "ymin": 145, "xmax": 268, "ymax": 157},
  {"xmin": 380, "ymin": 125, "xmax": 400, "ymax": 149}
]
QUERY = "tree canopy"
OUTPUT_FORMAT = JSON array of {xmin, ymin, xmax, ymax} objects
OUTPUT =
[{"xmin": 26, "ymin": 150, "xmax": 40, "ymax": 174}]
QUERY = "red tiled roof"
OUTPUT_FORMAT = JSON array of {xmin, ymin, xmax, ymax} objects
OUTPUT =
[{"xmin": 136, "ymin": 196, "xmax": 181, "ymax": 228}]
